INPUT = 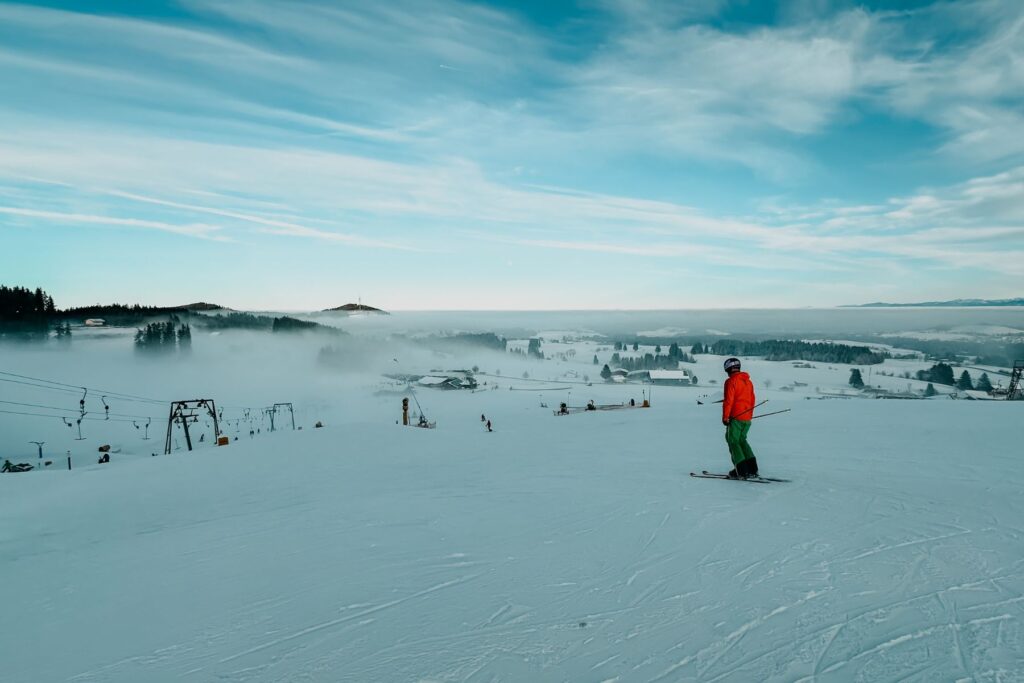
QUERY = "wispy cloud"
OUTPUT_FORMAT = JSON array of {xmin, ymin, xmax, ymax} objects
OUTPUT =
[
  {"xmin": 0, "ymin": 206, "xmax": 226, "ymax": 240},
  {"xmin": 104, "ymin": 190, "xmax": 423, "ymax": 250},
  {"xmin": 1, "ymin": 119, "xmax": 1021, "ymax": 275}
]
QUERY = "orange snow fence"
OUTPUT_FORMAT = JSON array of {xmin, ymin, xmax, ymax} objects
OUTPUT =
[{"xmin": 217, "ymin": 436, "xmax": 230, "ymax": 446}]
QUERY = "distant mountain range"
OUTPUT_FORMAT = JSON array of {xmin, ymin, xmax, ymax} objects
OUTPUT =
[
  {"xmin": 323, "ymin": 303, "xmax": 387, "ymax": 314},
  {"xmin": 845, "ymin": 298, "xmax": 1024, "ymax": 308}
]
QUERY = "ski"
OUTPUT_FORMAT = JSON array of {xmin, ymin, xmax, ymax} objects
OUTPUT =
[
  {"xmin": 690, "ymin": 472, "xmax": 772, "ymax": 483},
  {"xmin": 703, "ymin": 470, "xmax": 790, "ymax": 482},
  {"xmin": 691, "ymin": 470, "xmax": 791, "ymax": 483}
]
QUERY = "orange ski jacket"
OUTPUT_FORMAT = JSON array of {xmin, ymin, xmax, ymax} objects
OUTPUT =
[{"xmin": 723, "ymin": 371, "xmax": 756, "ymax": 422}]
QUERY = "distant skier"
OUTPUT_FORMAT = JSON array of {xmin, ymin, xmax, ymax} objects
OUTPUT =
[
  {"xmin": 486, "ymin": 419, "xmax": 492, "ymax": 432},
  {"xmin": 722, "ymin": 357, "xmax": 759, "ymax": 478}
]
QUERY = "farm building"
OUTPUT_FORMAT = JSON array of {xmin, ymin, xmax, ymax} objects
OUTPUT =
[
  {"xmin": 628, "ymin": 369, "xmax": 697, "ymax": 386},
  {"xmin": 417, "ymin": 372, "xmax": 478, "ymax": 390}
]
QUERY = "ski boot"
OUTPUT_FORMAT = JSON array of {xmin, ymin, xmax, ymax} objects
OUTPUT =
[{"xmin": 742, "ymin": 457, "xmax": 759, "ymax": 478}]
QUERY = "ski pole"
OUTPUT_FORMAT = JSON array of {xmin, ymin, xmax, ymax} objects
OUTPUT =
[
  {"xmin": 750, "ymin": 408, "xmax": 791, "ymax": 420},
  {"xmin": 729, "ymin": 399, "xmax": 768, "ymax": 418}
]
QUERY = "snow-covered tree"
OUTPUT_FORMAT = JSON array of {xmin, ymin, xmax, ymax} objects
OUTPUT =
[{"xmin": 849, "ymin": 368, "xmax": 865, "ymax": 389}]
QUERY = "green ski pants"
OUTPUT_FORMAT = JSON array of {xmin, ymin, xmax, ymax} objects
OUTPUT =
[{"xmin": 725, "ymin": 419, "xmax": 756, "ymax": 466}]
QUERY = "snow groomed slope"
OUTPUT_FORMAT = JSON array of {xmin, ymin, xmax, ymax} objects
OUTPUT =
[{"xmin": 2, "ymin": 396, "xmax": 1021, "ymax": 682}]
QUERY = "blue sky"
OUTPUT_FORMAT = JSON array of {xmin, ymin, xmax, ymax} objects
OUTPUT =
[{"xmin": 1, "ymin": 0, "xmax": 1022, "ymax": 310}]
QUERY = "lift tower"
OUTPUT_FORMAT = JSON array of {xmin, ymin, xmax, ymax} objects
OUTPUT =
[{"xmin": 1007, "ymin": 360, "xmax": 1023, "ymax": 400}]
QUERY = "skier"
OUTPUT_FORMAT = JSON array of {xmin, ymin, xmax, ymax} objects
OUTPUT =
[
  {"xmin": 722, "ymin": 357, "xmax": 759, "ymax": 478},
  {"xmin": 486, "ymin": 419, "xmax": 492, "ymax": 432}
]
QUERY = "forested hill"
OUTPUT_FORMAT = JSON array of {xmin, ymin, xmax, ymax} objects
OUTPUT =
[
  {"xmin": 708, "ymin": 339, "xmax": 888, "ymax": 365},
  {"xmin": 324, "ymin": 303, "xmax": 387, "ymax": 313}
]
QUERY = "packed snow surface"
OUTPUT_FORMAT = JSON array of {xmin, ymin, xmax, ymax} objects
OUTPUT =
[{"xmin": 3, "ymin": 390, "xmax": 1022, "ymax": 681}]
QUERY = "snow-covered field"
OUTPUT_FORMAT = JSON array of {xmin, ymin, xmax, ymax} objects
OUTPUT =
[
  {"xmin": 879, "ymin": 325, "xmax": 1024, "ymax": 343},
  {"xmin": 2, "ymin": 326, "xmax": 1023, "ymax": 682}
]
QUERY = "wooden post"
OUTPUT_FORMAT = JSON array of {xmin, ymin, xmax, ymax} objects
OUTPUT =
[{"xmin": 402, "ymin": 398, "xmax": 409, "ymax": 426}]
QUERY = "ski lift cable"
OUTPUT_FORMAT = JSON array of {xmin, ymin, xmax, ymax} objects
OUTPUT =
[
  {"xmin": 0, "ymin": 399, "xmax": 159, "ymax": 421},
  {"xmin": 0, "ymin": 380, "xmax": 170, "ymax": 415},
  {"xmin": 0, "ymin": 368, "xmax": 202, "ymax": 406},
  {"xmin": 0, "ymin": 376, "xmax": 84, "ymax": 395},
  {"xmin": 0, "ymin": 408, "xmax": 138, "ymax": 423},
  {"xmin": 0, "ymin": 370, "xmax": 262, "ymax": 412},
  {"xmin": 0, "ymin": 370, "xmax": 166, "ymax": 405}
]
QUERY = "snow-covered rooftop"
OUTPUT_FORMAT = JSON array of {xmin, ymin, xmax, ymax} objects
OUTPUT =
[{"xmin": 647, "ymin": 369, "xmax": 693, "ymax": 379}]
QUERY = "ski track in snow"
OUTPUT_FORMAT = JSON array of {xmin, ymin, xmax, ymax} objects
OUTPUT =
[
  {"xmin": 2, "ymin": 389, "xmax": 1023, "ymax": 682},
  {"xmin": 217, "ymin": 572, "xmax": 484, "ymax": 665}
]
